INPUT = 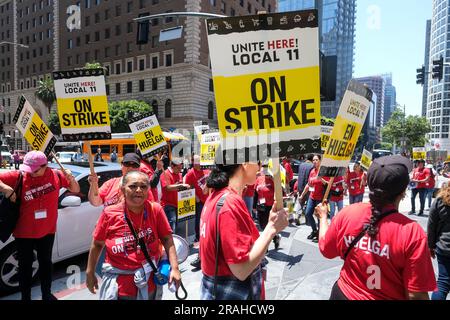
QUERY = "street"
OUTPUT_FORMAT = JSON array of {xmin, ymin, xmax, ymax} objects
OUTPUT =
[{"xmin": 0, "ymin": 171, "xmax": 439, "ymax": 300}]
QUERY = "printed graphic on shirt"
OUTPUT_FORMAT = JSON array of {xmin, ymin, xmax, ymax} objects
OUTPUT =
[
  {"xmin": 110, "ymin": 227, "xmax": 156, "ymax": 256},
  {"xmin": 207, "ymin": 10, "xmax": 321, "ymax": 163},
  {"xmin": 53, "ymin": 69, "xmax": 111, "ymax": 141},
  {"xmin": 23, "ymin": 183, "xmax": 56, "ymax": 201},
  {"xmin": 344, "ymin": 234, "xmax": 390, "ymax": 259}
]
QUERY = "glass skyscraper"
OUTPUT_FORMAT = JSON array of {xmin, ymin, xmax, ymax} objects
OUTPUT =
[
  {"xmin": 278, "ymin": 0, "xmax": 356, "ymax": 118},
  {"xmin": 427, "ymin": 0, "xmax": 450, "ymax": 150}
]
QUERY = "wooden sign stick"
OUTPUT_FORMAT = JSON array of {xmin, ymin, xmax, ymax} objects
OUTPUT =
[
  {"xmin": 50, "ymin": 151, "xmax": 65, "ymax": 171},
  {"xmin": 322, "ymin": 175, "xmax": 334, "ymax": 204},
  {"xmin": 271, "ymin": 157, "xmax": 284, "ymax": 211},
  {"xmin": 86, "ymin": 141, "xmax": 98, "ymax": 196}
]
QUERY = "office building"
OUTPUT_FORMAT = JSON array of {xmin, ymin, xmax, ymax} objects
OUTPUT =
[
  {"xmin": 381, "ymin": 73, "xmax": 396, "ymax": 125},
  {"xmin": 422, "ymin": 19, "xmax": 431, "ymax": 118},
  {"xmin": 277, "ymin": 0, "xmax": 356, "ymax": 118}
]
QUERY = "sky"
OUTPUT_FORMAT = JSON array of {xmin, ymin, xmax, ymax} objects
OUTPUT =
[{"xmin": 353, "ymin": 0, "xmax": 432, "ymax": 116}]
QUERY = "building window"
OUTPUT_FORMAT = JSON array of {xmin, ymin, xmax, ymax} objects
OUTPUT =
[
  {"xmin": 152, "ymin": 0, "xmax": 159, "ymax": 4},
  {"xmin": 95, "ymin": 13, "xmax": 100, "ymax": 23},
  {"xmin": 230, "ymin": 7, "xmax": 235, "ymax": 16},
  {"xmin": 115, "ymin": 83, "xmax": 121, "ymax": 94},
  {"xmin": 165, "ymin": 53, "xmax": 172, "ymax": 67},
  {"xmin": 127, "ymin": 22, "xmax": 133, "ymax": 33},
  {"xmin": 139, "ymin": 80, "xmax": 145, "ymax": 92},
  {"xmin": 152, "ymin": 78, "xmax": 157, "ymax": 90},
  {"xmin": 152, "ymin": 35, "xmax": 158, "ymax": 48},
  {"xmin": 115, "ymin": 25, "xmax": 121, "ymax": 36},
  {"xmin": 115, "ymin": 5, "xmax": 121, "ymax": 16},
  {"xmin": 106, "ymin": 84, "xmax": 110, "ymax": 95},
  {"xmin": 152, "ymin": 56, "xmax": 158, "ymax": 69},
  {"xmin": 127, "ymin": 61, "xmax": 133, "ymax": 72},
  {"xmin": 105, "ymin": 9, "xmax": 109, "ymax": 20},
  {"xmin": 221, "ymin": 1, "xmax": 226, "ymax": 13},
  {"xmin": 139, "ymin": 59, "xmax": 145, "ymax": 70},
  {"xmin": 67, "ymin": 56, "xmax": 72, "ymax": 66},
  {"xmin": 104, "ymin": 28, "xmax": 110, "ymax": 39},
  {"xmin": 95, "ymin": 31, "xmax": 100, "ymax": 41},
  {"xmin": 165, "ymin": 99, "xmax": 172, "ymax": 118},
  {"xmin": 165, "ymin": 11, "xmax": 173, "ymax": 23},
  {"xmin": 165, "ymin": 76, "xmax": 172, "ymax": 89},
  {"xmin": 85, "ymin": 34, "xmax": 90, "ymax": 44},
  {"xmin": 115, "ymin": 63, "xmax": 121, "ymax": 74},
  {"xmin": 139, "ymin": 0, "xmax": 146, "ymax": 9},
  {"xmin": 115, "ymin": 44, "xmax": 120, "ymax": 56},
  {"xmin": 104, "ymin": 47, "xmax": 110, "ymax": 58},
  {"xmin": 240, "ymin": 0, "xmax": 244, "ymax": 7},
  {"xmin": 127, "ymin": 42, "xmax": 132, "ymax": 53},
  {"xmin": 127, "ymin": 1, "xmax": 133, "ymax": 13},
  {"xmin": 209, "ymin": 79, "xmax": 214, "ymax": 91},
  {"xmin": 208, "ymin": 102, "xmax": 214, "ymax": 120},
  {"xmin": 127, "ymin": 81, "xmax": 132, "ymax": 93},
  {"xmin": 152, "ymin": 100, "xmax": 158, "ymax": 116}
]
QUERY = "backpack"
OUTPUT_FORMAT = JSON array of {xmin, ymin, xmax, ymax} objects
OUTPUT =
[{"xmin": 0, "ymin": 171, "xmax": 23, "ymax": 243}]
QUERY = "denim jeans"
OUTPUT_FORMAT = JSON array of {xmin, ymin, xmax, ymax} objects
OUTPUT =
[
  {"xmin": 425, "ymin": 188, "xmax": 434, "ymax": 209},
  {"xmin": 329, "ymin": 200, "xmax": 344, "ymax": 219},
  {"xmin": 305, "ymin": 198, "xmax": 321, "ymax": 232},
  {"xmin": 432, "ymin": 249, "xmax": 450, "ymax": 300},
  {"xmin": 164, "ymin": 205, "xmax": 177, "ymax": 232},
  {"xmin": 349, "ymin": 193, "xmax": 364, "ymax": 204},
  {"xmin": 411, "ymin": 188, "xmax": 427, "ymax": 213},
  {"xmin": 243, "ymin": 196, "xmax": 254, "ymax": 218}
]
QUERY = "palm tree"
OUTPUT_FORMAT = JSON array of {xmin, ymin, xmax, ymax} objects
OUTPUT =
[{"xmin": 35, "ymin": 77, "xmax": 56, "ymax": 114}]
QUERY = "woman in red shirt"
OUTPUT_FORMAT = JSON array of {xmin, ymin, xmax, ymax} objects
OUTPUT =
[
  {"xmin": 85, "ymin": 171, "xmax": 181, "ymax": 300},
  {"xmin": 346, "ymin": 162, "xmax": 366, "ymax": 204},
  {"xmin": 200, "ymin": 162, "xmax": 288, "ymax": 300},
  {"xmin": 299, "ymin": 154, "xmax": 327, "ymax": 242},
  {"xmin": 315, "ymin": 155, "xmax": 436, "ymax": 300},
  {"xmin": 255, "ymin": 164, "xmax": 280, "ymax": 249}
]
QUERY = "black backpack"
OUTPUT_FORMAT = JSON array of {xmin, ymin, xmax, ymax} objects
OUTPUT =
[{"xmin": 0, "ymin": 171, "xmax": 23, "ymax": 243}]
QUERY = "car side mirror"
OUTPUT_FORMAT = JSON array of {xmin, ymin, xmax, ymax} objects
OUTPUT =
[{"xmin": 61, "ymin": 195, "xmax": 81, "ymax": 207}]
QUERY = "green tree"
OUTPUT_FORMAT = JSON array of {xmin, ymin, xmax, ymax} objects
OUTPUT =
[
  {"xmin": 109, "ymin": 100, "xmax": 153, "ymax": 133},
  {"xmin": 382, "ymin": 107, "xmax": 431, "ymax": 153},
  {"xmin": 35, "ymin": 77, "xmax": 56, "ymax": 114},
  {"xmin": 48, "ymin": 110, "xmax": 61, "ymax": 135}
]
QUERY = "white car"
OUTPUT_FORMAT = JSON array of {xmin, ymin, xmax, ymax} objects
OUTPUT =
[
  {"xmin": 0, "ymin": 162, "xmax": 122, "ymax": 293},
  {"xmin": 0, "ymin": 145, "xmax": 13, "ymax": 167},
  {"xmin": 53, "ymin": 152, "xmax": 77, "ymax": 164}
]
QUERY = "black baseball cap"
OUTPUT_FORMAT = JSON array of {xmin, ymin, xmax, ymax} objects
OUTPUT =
[
  {"xmin": 367, "ymin": 155, "xmax": 412, "ymax": 196},
  {"xmin": 122, "ymin": 153, "xmax": 141, "ymax": 166}
]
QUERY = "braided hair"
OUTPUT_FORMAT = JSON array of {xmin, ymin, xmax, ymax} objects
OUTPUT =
[{"xmin": 366, "ymin": 188, "xmax": 398, "ymax": 237}]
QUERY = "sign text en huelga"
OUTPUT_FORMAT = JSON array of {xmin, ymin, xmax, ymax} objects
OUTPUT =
[{"xmin": 128, "ymin": 112, "xmax": 167, "ymax": 158}]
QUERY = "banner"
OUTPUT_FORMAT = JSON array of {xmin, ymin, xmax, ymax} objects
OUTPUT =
[
  {"xmin": 128, "ymin": 112, "xmax": 167, "ymax": 158},
  {"xmin": 13, "ymin": 96, "xmax": 57, "ymax": 157},
  {"xmin": 53, "ymin": 69, "xmax": 111, "ymax": 141},
  {"xmin": 177, "ymin": 189, "xmax": 196, "ymax": 222},
  {"xmin": 360, "ymin": 148, "xmax": 372, "ymax": 171},
  {"xmin": 200, "ymin": 130, "xmax": 221, "ymax": 168},
  {"xmin": 319, "ymin": 80, "xmax": 373, "ymax": 177},
  {"xmin": 206, "ymin": 10, "xmax": 321, "ymax": 164},
  {"xmin": 412, "ymin": 147, "xmax": 426, "ymax": 160}
]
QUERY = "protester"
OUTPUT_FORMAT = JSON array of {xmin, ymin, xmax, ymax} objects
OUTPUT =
[
  {"xmin": 94, "ymin": 148, "xmax": 104, "ymax": 162},
  {"xmin": 13, "ymin": 151, "xmax": 20, "ymax": 170},
  {"xmin": 85, "ymin": 171, "xmax": 181, "ymax": 300},
  {"xmin": 282, "ymin": 157, "xmax": 294, "ymax": 192},
  {"xmin": 243, "ymin": 183, "xmax": 256, "ymax": 218},
  {"xmin": 297, "ymin": 154, "xmax": 314, "ymax": 206},
  {"xmin": 345, "ymin": 162, "xmax": 366, "ymax": 204},
  {"xmin": 299, "ymin": 154, "xmax": 326, "ymax": 242},
  {"xmin": 409, "ymin": 159, "xmax": 430, "ymax": 216},
  {"xmin": 425, "ymin": 163, "xmax": 437, "ymax": 210},
  {"xmin": 255, "ymin": 162, "xmax": 281, "ymax": 249},
  {"xmin": 72, "ymin": 147, "xmax": 84, "ymax": 162},
  {"xmin": 160, "ymin": 158, "xmax": 191, "ymax": 232},
  {"xmin": 110, "ymin": 148, "xmax": 118, "ymax": 163},
  {"xmin": 427, "ymin": 184, "xmax": 450, "ymax": 300},
  {"xmin": 199, "ymin": 162, "xmax": 288, "ymax": 300},
  {"xmin": 315, "ymin": 155, "xmax": 436, "ymax": 300},
  {"xmin": 139, "ymin": 153, "xmax": 165, "ymax": 202},
  {"xmin": 184, "ymin": 155, "xmax": 210, "ymax": 268},
  {"xmin": 0, "ymin": 150, "xmax": 80, "ymax": 300},
  {"xmin": 324, "ymin": 175, "xmax": 345, "ymax": 219}
]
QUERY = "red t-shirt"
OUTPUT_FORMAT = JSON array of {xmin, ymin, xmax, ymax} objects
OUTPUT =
[
  {"xmin": 200, "ymin": 187, "xmax": 260, "ymax": 277},
  {"xmin": 255, "ymin": 175, "xmax": 275, "ymax": 207},
  {"xmin": 293, "ymin": 180, "xmax": 298, "ymax": 193},
  {"xmin": 319, "ymin": 203, "xmax": 437, "ymax": 300},
  {"xmin": 160, "ymin": 168, "xmax": 182, "ymax": 207},
  {"xmin": 99, "ymin": 177, "xmax": 153, "ymax": 207},
  {"xmin": 425, "ymin": 169, "xmax": 436, "ymax": 189},
  {"xmin": 139, "ymin": 161, "xmax": 159, "ymax": 201},
  {"xmin": 307, "ymin": 167, "xmax": 325, "ymax": 200},
  {"xmin": 184, "ymin": 168, "xmax": 209, "ymax": 204},
  {"xmin": 243, "ymin": 184, "xmax": 255, "ymax": 197},
  {"xmin": 412, "ymin": 167, "xmax": 431, "ymax": 189},
  {"xmin": 93, "ymin": 200, "xmax": 172, "ymax": 297},
  {"xmin": 323, "ymin": 176, "xmax": 345, "ymax": 202},
  {"xmin": 0, "ymin": 168, "xmax": 70, "ymax": 238},
  {"xmin": 283, "ymin": 160, "xmax": 294, "ymax": 182},
  {"xmin": 346, "ymin": 171, "xmax": 366, "ymax": 196}
]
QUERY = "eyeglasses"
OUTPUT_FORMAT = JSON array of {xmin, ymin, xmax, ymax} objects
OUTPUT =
[
  {"xmin": 33, "ymin": 164, "xmax": 47, "ymax": 173},
  {"xmin": 122, "ymin": 162, "xmax": 140, "ymax": 168}
]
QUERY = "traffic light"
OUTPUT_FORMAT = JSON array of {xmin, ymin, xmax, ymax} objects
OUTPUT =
[
  {"xmin": 416, "ymin": 66, "xmax": 425, "ymax": 85},
  {"xmin": 432, "ymin": 56, "xmax": 444, "ymax": 81}
]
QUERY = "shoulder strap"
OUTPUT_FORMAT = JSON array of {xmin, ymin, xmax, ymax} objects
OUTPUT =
[
  {"xmin": 213, "ymin": 192, "xmax": 229, "ymax": 300},
  {"xmin": 343, "ymin": 208, "xmax": 397, "ymax": 260},
  {"xmin": 8, "ymin": 171, "xmax": 23, "ymax": 200}
]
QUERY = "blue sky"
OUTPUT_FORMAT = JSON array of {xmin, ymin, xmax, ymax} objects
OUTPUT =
[{"xmin": 353, "ymin": 0, "xmax": 432, "ymax": 116}]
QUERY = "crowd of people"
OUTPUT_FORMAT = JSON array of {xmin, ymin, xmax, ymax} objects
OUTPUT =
[{"xmin": 1, "ymin": 149, "xmax": 450, "ymax": 301}]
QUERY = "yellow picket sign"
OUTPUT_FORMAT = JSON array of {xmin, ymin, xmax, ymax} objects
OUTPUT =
[
  {"xmin": 177, "ymin": 189, "xmax": 196, "ymax": 222},
  {"xmin": 268, "ymin": 159, "xmax": 286, "ymax": 189},
  {"xmin": 129, "ymin": 112, "xmax": 167, "ymax": 158},
  {"xmin": 200, "ymin": 131, "xmax": 220, "ymax": 168},
  {"xmin": 412, "ymin": 147, "xmax": 426, "ymax": 160},
  {"xmin": 360, "ymin": 148, "xmax": 372, "ymax": 171}
]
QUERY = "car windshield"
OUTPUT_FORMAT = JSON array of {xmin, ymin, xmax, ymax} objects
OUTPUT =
[
  {"xmin": 60, "ymin": 154, "xmax": 73, "ymax": 159},
  {"xmin": 1, "ymin": 146, "xmax": 9, "ymax": 152}
]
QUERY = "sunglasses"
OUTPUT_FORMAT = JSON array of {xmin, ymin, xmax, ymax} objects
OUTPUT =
[{"xmin": 122, "ymin": 162, "xmax": 140, "ymax": 168}]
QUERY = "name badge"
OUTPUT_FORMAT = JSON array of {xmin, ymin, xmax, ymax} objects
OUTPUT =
[
  {"xmin": 309, "ymin": 187, "xmax": 315, "ymax": 192},
  {"xmin": 259, "ymin": 198, "xmax": 266, "ymax": 205},
  {"xmin": 34, "ymin": 209, "xmax": 47, "ymax": 220},
  {"xmin": 351, "ymin": 186, "xmax": 355, "ymax": 190},
  {"xmin": 335, "ymin": 189, "xmax": 339, "ymax": 192}
]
